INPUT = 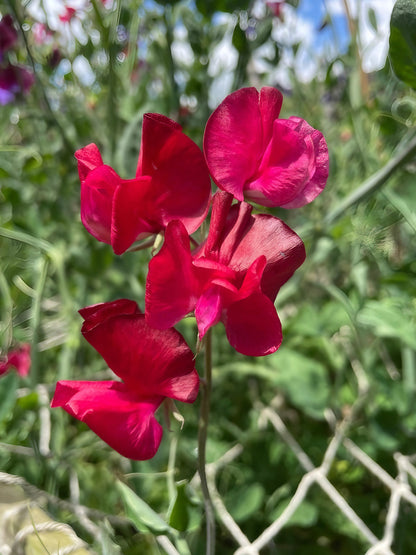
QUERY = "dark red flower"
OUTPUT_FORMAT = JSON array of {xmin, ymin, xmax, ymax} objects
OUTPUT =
[
  {"xmin": 51, "ymin": 299, "xmax": 199, "ymax": 460},
  {"xmin": 0, "ymin": 14, "xmax": 18, "ymax": 55},
  {"xmin": 0, "ymin": 64, "xmax": 34, "ymax": 105},
  {"xmin": 75, "ymin": 114, "xmax": 211, "ymax": 254},
  {"xmin": 204, "ymin": 87, "xmax": 329, "ymax": 208},
  {"xmin": 145, "ymin": 191, "xmax": 305, "ymax": 356},
  {"xmin": 0, "ymin": 344, "xmax": 31, "ymax": 377}
]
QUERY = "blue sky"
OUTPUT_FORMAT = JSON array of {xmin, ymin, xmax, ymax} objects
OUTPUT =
[{"xmin": 297, "ymin": 0, "xmax": 350, "ymax": 55}]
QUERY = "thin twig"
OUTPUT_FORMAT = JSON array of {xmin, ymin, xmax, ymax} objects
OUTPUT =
[{"xmin": 197, "ymin": 329, "xmax": 216, "ymax": 555}]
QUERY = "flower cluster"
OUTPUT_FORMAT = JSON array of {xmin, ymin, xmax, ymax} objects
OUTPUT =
[
  {"xmin": 52, "ymin": 87, "xmax": 328, "ymax": 460},
  {"xmin": 0, "ymin": 14, "xmax": 34, "ymax": 105}
]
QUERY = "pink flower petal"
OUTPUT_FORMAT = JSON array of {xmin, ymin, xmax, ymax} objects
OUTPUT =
[
  {"xmin": 146, "ymin": 220, "xmax": 196, "ymax": 330},
  {"xmin": 75, "ymin": 144, "xmax": 104, "ymax": 183},
  {"xmin": 229, "ymin": 213, "xmax": 306, "ymax": 300},
  {"xmin": 224, "ymin": 292, "xmax": 282, "ymax": 356},
  {"xmin": 280, "ymin": 117, "xmax": 329, "ymax": 208},
  {"xmin": 0, "ymin": 343, "xmax": 31, "ymax": 377},
  {"xmin": 80, "ymin": 299, "xmax": 199, "ymax": 403},
  {"xmin": 51, "ymin": 381, "xmax": 163, "ymax": 460},
  {"xmin": 137, "ymin": 113, "xmax": 211, "ymax": 234},
  {"xmin": 259, "ymin": 87, "xmax": 284, "ymax": 149},
  {"xmin": 79, "ymin": 299, "xmax": 139, "ymax": 331},
  {"xmin": 204, "ymin": 87, "xmax": 328, "ymax": 208},
  {"xmin": 245, "ymin": 119, "xmax": 310, "ymax": 206},
  {"xmin": 80, "ymin": 164, "xmax": 120, "ymax": 244},
  {"xmin": 111, "ymin": 175, "xmax": 154, "ymax": 255},
  {"xmin": 204, "ymin": 87, "xmax": 266, "ymax": 201},
  {"xmin": 195, "ymin": 285, "xmax": 223, "ymax": 339}
]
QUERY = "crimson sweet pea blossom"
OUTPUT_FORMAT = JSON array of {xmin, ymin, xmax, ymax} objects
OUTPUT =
[
  {"xmin": 76, "ymin": 114, "xmax": 211, "ymax": 254},
  {"xmin": 51, "ymin": 299, "xmax": 199, "ymax": 460},
  {"xmin": 0, "ymin": 64, "xmax": 34, "ymax": 105},
  {"xmin": 0, "ymin": 14, "xmax": 18, "ymax": 57},
  {"xmin": 0, "ymin": 343, "xmax": 31, "ymax": 377},
  {"xmin": 145, "ymin": 191, "xmax": 306, "ymax": 356},
  {"xmin": 204, "ymin": 86, "xmax": 329, "ymax": 208}
]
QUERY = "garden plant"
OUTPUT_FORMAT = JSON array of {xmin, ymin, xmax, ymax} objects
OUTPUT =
[{"xmin": 0, "ymin": 0, "xmax": 416, "ymax": 554}]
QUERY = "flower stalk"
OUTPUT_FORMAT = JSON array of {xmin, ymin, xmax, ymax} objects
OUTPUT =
[{"xmin": 198, "ymin": 328, "xmax": 216, "ymax": 554}]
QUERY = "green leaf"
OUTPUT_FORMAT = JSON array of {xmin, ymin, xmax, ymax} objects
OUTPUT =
[
  {"xmin": 116, "ymin": 481, "xmax": 171, "ymax": 534},
  {"xmin": 269, "ymin": 499, "xmax": 318, "ymax": 528},
  {"xmin": 368, "ymin": 7, "xmax": 377, "ymax": 32},
  {"xmin": 232, "ymin": 23, "xmax": 248, "ymax": 54},
  {"xmin": 389, "ymin": 0, "xmax": 416, "ymax": 89},
  {"xmin": 0, "ymin": 372, "xmax": 18, "ymax": 424},
  {"xmin": 167, "ymin": 481, "xmax": 190, "ymax": 532},
  {"xmin": 357, "ymin": 298, "xmax": 416, "ymax": 349},
  {"xmin": 226, "ymin": 483, "xmax": 265, "ymax": 523},
  {"xmin": 268, "ymin": 349, "xmax": 330, "ymax": 418}
]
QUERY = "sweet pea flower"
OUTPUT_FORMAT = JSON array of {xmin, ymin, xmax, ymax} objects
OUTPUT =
[
  {"xmin": 203, "ymin": 87, "xmax": 329, "ymax": 208},
  {"xmin": 0, "ymin": 64, "xmax": 34, "ymax": 105},
  {"xmin": 51, "ymin": 299, "xmax": 199, "ymax": 460},
  {"xmin": 266, "ymin": 1, "xmax": 285, "ymax": 19},
  {"xmin": 75, "ymin": 114, "xmax": 211, "ymax": 254},
  {"xmin": 0, "ymin": 14, "xmax": 18, "ymax": 56},
  {"xmin": 59, "ymin": 7, "xmax": 77, "ymax": 23},
  {"xmin": 146, "ymin": 191, "xmax": 305, "ymax": 356},
  {"xmin": 0, "ymin": 343, "xmax": 31, "ymax": 377}
]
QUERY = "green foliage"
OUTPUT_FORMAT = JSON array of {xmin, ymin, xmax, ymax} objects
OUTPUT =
[
  {"xmin": 1, "ymin": 0, "xmax": 416, "ymax": 553},
  {"xmin": 389, "ymin": 0, "xmax": 416, "ymax": 88}
]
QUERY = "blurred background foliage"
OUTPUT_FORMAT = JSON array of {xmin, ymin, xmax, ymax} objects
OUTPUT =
[{"xmin": 0, "ymin": 0, "xmax": 416, "ymax": 553}]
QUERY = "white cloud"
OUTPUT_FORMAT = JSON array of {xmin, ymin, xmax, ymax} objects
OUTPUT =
[{"xmin": 322, "ymin": 0, "xmax": 396, "ymax": 72}]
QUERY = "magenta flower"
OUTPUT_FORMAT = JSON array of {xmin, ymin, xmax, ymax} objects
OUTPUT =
[
  {"xmin": 75, "ymin": 114, "xmax": 211, "ymax": 254},
  {"xmin": 146, "ymin": 191, "xmax": 305, "ymax": 356},
  {"xmin": 51, "ymin": 299, "xmax": 199, "ymax": 460},
  {"xmin": 203, "ymin": 87, "xmax": 329, "ymax": 208},
  {"xmin": 0, "ymin": 14, "xmax": 18, "ymax": 56},
  {"xmin": 59, "ymin": 7, "xmax": 77, "ymax": 23},
  {"xmin": 0, "ymin": 343, "xmax": 31, "ymax": 377},
  {"xmin": 0, "ymin": 64, "xmax": 34, "ymax": 105}
]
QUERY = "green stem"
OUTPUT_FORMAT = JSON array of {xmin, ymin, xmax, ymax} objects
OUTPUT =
[
  {"xmin": 163, "ymin": 7, "xmax": 180, "ymax": 115},
  {"xmin": 324, "ymin": 132, "xmax": 416, "ymax": 225},
  {"xmin": 197, "ymin": 328, "xmax": 215, "ymax": 555},
  {"xmin": 30, "ymin": 257, "xmax": 49, "ymax": 388}
]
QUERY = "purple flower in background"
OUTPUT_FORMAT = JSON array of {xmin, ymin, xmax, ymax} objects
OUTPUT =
[
  {"xmin": 0, "ymin": 14, "xmax": 18, "ymax": 58},
  {"xmin": 0, "ymin": 64, "xmax": 34, "ymax": 105}
]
